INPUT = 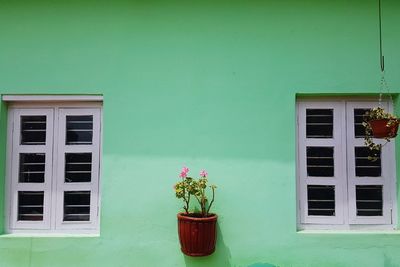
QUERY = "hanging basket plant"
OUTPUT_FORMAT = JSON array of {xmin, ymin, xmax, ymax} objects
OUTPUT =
[
  {"xmin": 173, "ymin": 167, "xmax": 217, "ymax": 257},
  {"xmin": 363, "ymin": 107, "xmax": 399, "ymax": 152},
  {"xmin": 362, "ymin": 0, "xmax": 400, "ymax": 157}
]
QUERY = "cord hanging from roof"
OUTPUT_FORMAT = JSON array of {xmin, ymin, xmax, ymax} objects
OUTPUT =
[
  {"xmin": 378, "ymin": 0, "xmax": 384, "ymax": 73},
  {"xmin": 377, "ymin": 0, "xmax": 392, "ymax": 108}
]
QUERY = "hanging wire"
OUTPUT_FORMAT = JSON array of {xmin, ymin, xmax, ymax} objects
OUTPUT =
[
  {"xmin": 378, "ymin": 0, "xmax": 384, "ymax": 73},
  {"xmin": 378, "ymin": 0, "xmax": 384, "ymax": 106},
  {"xmin": 378, "ymin": 0, "xmax": 392, "ymax": 109}
]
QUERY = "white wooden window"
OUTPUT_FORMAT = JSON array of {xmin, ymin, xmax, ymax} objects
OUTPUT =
[
  {"xmin": 5, "ymin": 101, "xmax": 102, "ymax": 234},
  {"xmin": 297, "ymin": 99, "xmax": 397, "ymax": 230}
]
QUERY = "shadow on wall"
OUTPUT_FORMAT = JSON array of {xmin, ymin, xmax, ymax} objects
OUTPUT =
[
  {"xmin": 183, "ymin": 225, "xmax": 231, "ymax": 267},
  {"xmin": 384, "ymin": 254, "xmax": 398, "ymax": 267}
]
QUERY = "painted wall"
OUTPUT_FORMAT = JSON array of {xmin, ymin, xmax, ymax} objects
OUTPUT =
[{"xmin": 0, "ymin": 0, "xmax": 400, "ymax": 266}]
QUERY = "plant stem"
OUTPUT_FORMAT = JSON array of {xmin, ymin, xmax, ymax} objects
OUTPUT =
[
  {"xmin": 201, "ymin": 187, "xmax": 206, "ymax": 216},
  {"xmin": 194, "ymin": 194, "xmax": 203, "ymax": 214},
  {"xmin": 206, "ymin": 187, "xmax": 215, "ymax": 216},
  {"xmin": 186, "ymin": 193, "xmax": 191, "ymax": 214},
  {"xmin": 182, "ymin": 184, "xmax": 189, "ymax": 214}
]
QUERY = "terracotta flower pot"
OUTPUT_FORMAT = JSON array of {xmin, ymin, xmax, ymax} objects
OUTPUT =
[
  {"xmin": 177, "ymin": 213, "xmax": 217, "ymax": 257},
  {"xmin": 369, "ymin": 119, "xmax": 400, "ymax": 138}
]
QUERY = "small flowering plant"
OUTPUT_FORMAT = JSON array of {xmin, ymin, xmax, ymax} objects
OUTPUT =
[
  {"xmin": 363, "ymin": 107, "xmax": 399, "ymax": 147},
  {"xmin": 174, "ymin": 167, "xmax": 217, "ymax": 217},
  {"xmin": 362, "ymin": 107, "xmax": 399, "ymax": 161}
]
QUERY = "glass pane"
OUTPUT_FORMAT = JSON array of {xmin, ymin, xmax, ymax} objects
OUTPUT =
[
  {"xmin": 356, "ymin": 185, "xmax": 383, "ymax": 216},
  {"xmin": 18, "ymin": 191, "xmax": 44, "ymax": 221},
  {"xmin": 307, "ymin": 185, "xmax": 335, "ymax": 216},
  {"xmin": 355, "ymin": 147, "xmax": 381, "ymax": 177},
  {"xmin": 21, "ymin": 116, "xmax": 46, "ymax": 145},
  {"xmin": 65, "ymin": 153, "xmax": 92, "ymax": 183},
  {"xmin": 19, "ymin": 153, "xmax": 45, "ymax": 183},
  {"xmin": 306, "ymin": 109, "xmax": 333, "ymax": 138},
  {"xmin": 307, "ymin": 147, "xmax": 334, "ymax": 177},
  {"xmin": 64, "ymin": 191, "xmax": 91, "ymax": 221},
  {"xmin": 354, "ymin": 109, "xmax": 370, "ymax": 138},
  {"xmin": 66, "ymin": 115, "xmax": 93, "ymax": 145}
]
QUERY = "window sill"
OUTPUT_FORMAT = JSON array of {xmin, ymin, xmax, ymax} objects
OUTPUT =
[
  {"xmin": 297, "ymin": 230, "xmax": 400, "ymax": 235},
  {"xmin": 0, "ymin": 233, "xmax": 100, "ymax": 238}
]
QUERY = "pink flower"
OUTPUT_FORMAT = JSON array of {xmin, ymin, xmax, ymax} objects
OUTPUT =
[
  {"xmin": 179, "ymin": 166, "xmax": 189, "ymax": 178},
  {"xmin": 200, "ymin": 170, "xmax": 208, "ymax": 177}
]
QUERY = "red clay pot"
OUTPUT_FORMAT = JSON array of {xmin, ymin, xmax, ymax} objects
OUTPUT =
[
  {"xmin": 369, "ymin": 119, "xmax": 400, "ymax": 138},
  {"xmin": 177, "ymin": 213, "xmax": 217, "ymax": 257}
]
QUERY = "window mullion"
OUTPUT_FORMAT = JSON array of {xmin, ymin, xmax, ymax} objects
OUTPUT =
[
  {"xmin": 50, "ymin": 107, "xmax": 59, "ymax": 230},
  {"xmin": 342, "ymin": 100, "xmax": 350, "ymax": 225},
  {"xmin": 335, "ymin": 101, "xmax": 347, "ymax": 225}
]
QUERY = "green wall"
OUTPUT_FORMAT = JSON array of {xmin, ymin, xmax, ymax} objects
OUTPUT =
[{"xmin": 0, "ymin": 0, "xmax": 400, "ymax": 266}]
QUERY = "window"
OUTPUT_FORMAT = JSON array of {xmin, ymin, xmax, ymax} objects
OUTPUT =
[
  {"xmin": 5, "ymin": 99, "xmax": 102, "ymax": 234},
  {"xmin": 297, "ymin": 99, "xmax": 397, "ymax": 230}
]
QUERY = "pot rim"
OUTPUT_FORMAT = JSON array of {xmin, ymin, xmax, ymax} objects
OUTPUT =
[
  {"xmin": 369, "ymin": 118, "xmax": 400, "ymax": 123},
  {"xmin": 177, "ymin": 212, "xmax": 218, "ymax": 221}
]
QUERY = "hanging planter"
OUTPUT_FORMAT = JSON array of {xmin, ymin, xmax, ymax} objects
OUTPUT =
[
  {"xmin": 362, "ymin": 0, "xmax": 399, "ymax": 158},
  {"xmin": 173, "ymin": 167, "xmax": 217, "ymax": 257},
  {"xmin": 363, "ymin": 107, "xmax": 399, "ymax": 157},
  {"xmin": 368, "ymin": 119, "xmax": 399, "ymax": 138},
  {"xmin": 364, "ymin": 107, "xmax": 399, "ymax": 139}
]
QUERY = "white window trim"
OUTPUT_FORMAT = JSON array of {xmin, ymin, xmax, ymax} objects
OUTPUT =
[
  {"xmin": 296, "ymin": 98, "xmax": 397, "ymax": 231},
  {"xmin": 4, "ymin": 100, "xmax": 102, "ymax": 235},
  {"xmin": 2, "ymin": 95, "xmax": 103, "ymax": 102}
]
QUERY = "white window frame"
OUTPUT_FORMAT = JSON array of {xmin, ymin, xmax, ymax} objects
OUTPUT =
[
  {"xmin": 4, "ymin": 99, "xmax": 102, "ymax": 234},
  {"xmin": 297, "ymin": 98, "xmax": 397, "ymax": 231},
  {"xmin": 10, "ymin": 109, "xmax": 54, "ymax": 230}
]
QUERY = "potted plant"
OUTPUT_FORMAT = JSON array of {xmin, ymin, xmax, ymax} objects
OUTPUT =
[
  {"xmin": 363, "ymin": 107, "xmax": 399, "ymax": 138},
  {"xmin": 174, "ymin": 167, "xmax": 217, "ymax": 257},
  {"xmin": 363, "ymin": 107, "xmax": 399, "ymax": 160}
]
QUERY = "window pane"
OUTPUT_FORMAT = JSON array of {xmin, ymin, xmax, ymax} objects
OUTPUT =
[
  {"xmin": 21, "ymin": 116, "xmax": 46, "ymax": 145},
  {"xmin": 355, "ymin": 147, "xmax": 381, "ymax": 177},
  {"xmin": 307, "ymin": 147, "xmax": 334, "ymax": 177},
  {"xmin": 356, "ymin": 185, "xmax": 383, "ymax": 216},
  {"xmin": 306, "ymin": 109, "xmax": 333, "ymax": 138},
  {"xmin": 65, "ymin": 153, "xmax": 92, "ymax": 183},
  {"xmin": 18, "ymin": 191, "xmax": 44, "ymax": 221},
  {"xmin": 64, "ymin": 191, "xmax": 91, "ymax": 221},
  {"xmin": 19, "ymin": 153, "xmax": 45, "ymax": 183},
  {"xmin": 307, "ymin": 185, "xmax": 335, "ymax": 216},
  {"xmin": 66, "ymin": 115, "xmax": 93, "ymax": 145},
  {"xmin": 354, "ymin": 109, "xmax": 369, "ymax": 138}
]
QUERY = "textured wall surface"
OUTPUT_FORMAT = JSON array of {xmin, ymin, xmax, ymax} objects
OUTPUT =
[{"xmin": 0, "ymin": 0, "xmax": 400, "ymax": 266}]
